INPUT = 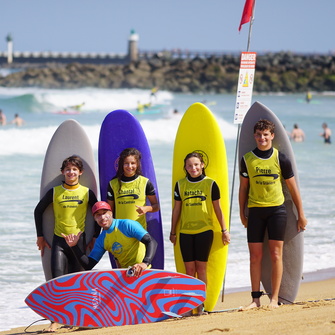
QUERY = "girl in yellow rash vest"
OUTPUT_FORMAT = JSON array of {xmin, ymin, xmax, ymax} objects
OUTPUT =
[
  {"xmin": 170, "ymin": 151, "xmax": 230, "ymax": 315},
  {"xmin": 106, "ymin": 148, "xmax": 159, "ymax": 230}
]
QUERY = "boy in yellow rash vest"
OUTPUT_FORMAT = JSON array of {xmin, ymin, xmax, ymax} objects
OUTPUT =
[
  {"xmin": 170, "ymin": 151, "xmax": 230, "ymax": 315},
  {"xmin": 34, "ymin": 155, "xmax": 99, "ymax": 332},
  {"xmin": 239, "ymin": 119, "xmax": 307, "ymax": 310}
]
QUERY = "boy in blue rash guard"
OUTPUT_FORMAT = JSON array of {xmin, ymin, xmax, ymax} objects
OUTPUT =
[{"xmin": 62, "ymin": 201, "xmax": 157, "ymax": 277}]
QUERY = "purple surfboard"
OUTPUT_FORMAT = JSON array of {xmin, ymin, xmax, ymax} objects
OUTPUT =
[
  {"xmin": 25, "ymin": 269, "xmax": 206, "ymax": 328},
  {"xmin": 98, "ymin": 110, "xmax": 164, "ymax": 269}
]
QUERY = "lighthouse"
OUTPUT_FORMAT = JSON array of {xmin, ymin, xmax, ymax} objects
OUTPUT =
[
  {"xmin": 6, "ymin": 33, "xmax": 13, "ymax": 64},
  {"xmin": 128, "ymin": 29, "xmax": 139, "ymax": 62}
]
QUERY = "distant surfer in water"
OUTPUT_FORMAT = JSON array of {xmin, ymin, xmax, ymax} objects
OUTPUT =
[
  {"xmin": 170, "ymin": 151, "xmax": 230, "ymax": 315},
  {"xmin": 69, "ymin": 102, "xmax": 85, "ymax": 111},
  {"xmin": 150, "ymin": 86, "xmax": 158, "ymax": 102},
  {"xmin": 62, "ymin": 201, "xmax": 158, "ymax": 277},
  {"xmin": 305, "ymin": 91, "xmax": 312, "ymax": 103},
  {"xmin": 34, "ymin": 155, "xmax": 99, "ymax": 332},
  {"xmin": 239, "ymin": 119, "xmax": 307, "ymax": 310},
  {"xmin": 320, "ymin": 122, "xmax": 331, "ymax": 144},
  {"xmin": 290, "ymin": 123, "xmax": 305, "ymax": 142}
]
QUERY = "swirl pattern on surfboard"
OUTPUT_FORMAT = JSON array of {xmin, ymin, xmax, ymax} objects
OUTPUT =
[{"xmin": 25, "ymin": 269, "xmax": 206, "ymax": 327}]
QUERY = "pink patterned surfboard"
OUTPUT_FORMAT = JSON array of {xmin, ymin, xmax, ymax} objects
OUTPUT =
[{"xmin": 25, "ymin": 269, "xmax": 206, "ymax": 327}]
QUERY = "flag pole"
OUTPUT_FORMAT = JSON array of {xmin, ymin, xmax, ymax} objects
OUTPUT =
[
  {"xmin": 221, "ymin": 0, "xmax": 256, "ymax": 303},
  {"xmin": 246, "ymin": 1, "xmax": 255, "ymax": 52}
]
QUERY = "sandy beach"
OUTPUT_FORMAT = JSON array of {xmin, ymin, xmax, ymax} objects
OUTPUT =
[{"xmin": 2, "ymin": 269, "xmax": 335, "ymax": 335}]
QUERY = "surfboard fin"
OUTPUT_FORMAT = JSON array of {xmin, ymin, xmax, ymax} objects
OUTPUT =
[
  {"xmin": 162, "ymin": 311, "xmax": 183, "ymax": 318},
  {"xmin": 181, "ymin": 292, "xmax": 203, "ymax": 297},
  {"xmin": 159, "ymin": 276, "xmax": 181, "ymax": 280}
]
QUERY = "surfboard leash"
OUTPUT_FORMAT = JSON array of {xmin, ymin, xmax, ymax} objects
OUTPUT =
[
  {"xmin": 24, "ymin": 319, "xmax": 47, "ymax": 333},
  {"xmin": 291, "ymin": 297, "xmax": 335, "ymax": 305},
  {"xmin": 207, "ymin": 307, "xmax": 240, "ymax": 314}
]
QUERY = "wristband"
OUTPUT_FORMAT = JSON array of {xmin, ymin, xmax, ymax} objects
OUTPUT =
[
  {"xmin": 170, "ymin": 232, "xmax": 176, "ymax": 236},
  {"xmin": 221, "ymin": 229, "xmax": 228, "ymax": 233}
]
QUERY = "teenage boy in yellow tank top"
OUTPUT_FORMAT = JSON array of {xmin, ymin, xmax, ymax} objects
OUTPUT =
[
  {"xmin": 239, "ymin": 119, "xmax": 307, "ymax": 310},
  {"xmin": 34, "ymin": 155, "xmax": 99, "ymax": 332},
  {"xmin": 35, "ymin": 155, "xmax": 100, "ymax": 277}
]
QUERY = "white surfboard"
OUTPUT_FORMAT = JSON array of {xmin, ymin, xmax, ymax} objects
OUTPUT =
[
  {"xmin": 39, "ymin": 119, "xmax": 97, "ymax": 281},
  {"xmin": 238, "ymin": 101, "xmax": 304, "ymax": 304}
]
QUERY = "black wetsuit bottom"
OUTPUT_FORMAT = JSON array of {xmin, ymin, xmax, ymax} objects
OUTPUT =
[
  {"xmin": 180, "ymin": 230, "xmax": 214, "ymax": 262},
  {"xmin": 51, "ymin": 233, "xmax": 86, "ymax": 278}
]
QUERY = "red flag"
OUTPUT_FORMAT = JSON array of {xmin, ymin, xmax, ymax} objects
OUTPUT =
[{"xmin": 238, "ymin": 0, "xmax": 255, "ymax": 31}]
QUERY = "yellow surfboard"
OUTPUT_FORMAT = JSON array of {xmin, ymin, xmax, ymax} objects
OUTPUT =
[{"xmin": 172, "ymin": 102, "xmax": 230, "ymax": 311}]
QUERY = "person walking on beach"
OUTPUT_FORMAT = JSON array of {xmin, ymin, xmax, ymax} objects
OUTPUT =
[
  {"xmin": 106, "ymin": 148, "xmax": 159, "ymax": 230},
  {"xmin": 320, "ymin": 122, "xmax": 331, "ymax": 144},
  {"xmin": 239, "ymin": 119, "xmax": 307, "ymax": 310},
  {"xmin": 34, "ymin": 155, "xmax": 99, "ymax": 332},
  {"xmin": 62, "ymin": 201, "xmax": 158, "ymax": 276},
  {"xmin": 170, "ymin": 151, "xmax": 230, "ymax": 315},
  {"xmin": 0, "ymin": 109, "xmax": 7, "ymax": 125},
  {"xmin": 291, "ymin": 123, "xmax": 305, "ymax": 142}
]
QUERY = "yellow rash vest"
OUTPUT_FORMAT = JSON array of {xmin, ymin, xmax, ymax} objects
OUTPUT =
[
  {"xmin": 53, "ymin": 184, "xmax": 89, "ymax": 236},
  {"xmin": 243, "ymin": 148, "xmax": 284, "ymax": 208},
  {"xmin": 177, "ymin": 176, "xmax": 215, "ymax": 234},
  {"xmin": 110, "ymin": 176, "xmax": 149, "ymax": 229}
]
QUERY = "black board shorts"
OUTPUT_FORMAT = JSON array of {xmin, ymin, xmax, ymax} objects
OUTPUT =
[
  {"xmin": 180, "ymin": 229, "xmax": 214, "ymax": 262},
  {"xmin": 247, "ymin": 204, "xmax": 287, "ymax": 243}
]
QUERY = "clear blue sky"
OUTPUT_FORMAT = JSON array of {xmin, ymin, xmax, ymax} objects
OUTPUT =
[{"xmin": 1, "ymin": 0, "xmax": 334, "ymax": 54}]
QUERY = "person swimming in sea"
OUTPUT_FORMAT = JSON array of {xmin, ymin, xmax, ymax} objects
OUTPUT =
[
  {"xmin": 291, "ymin": 124, "xmax": 305, "ymax": 142},
  {"xmin": 320, "ymin": 123, "xmax": 331, "ymax": 144}
]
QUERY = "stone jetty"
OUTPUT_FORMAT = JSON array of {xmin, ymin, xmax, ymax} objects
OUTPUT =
[{"xmin": 0, "ymin": 52, "xmax": 334, "ymax": 93}]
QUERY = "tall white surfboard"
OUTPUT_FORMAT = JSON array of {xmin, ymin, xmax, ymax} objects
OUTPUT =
[{"xmin": 39, "ymin": 119, "xmax": 97, "ymax": 281}]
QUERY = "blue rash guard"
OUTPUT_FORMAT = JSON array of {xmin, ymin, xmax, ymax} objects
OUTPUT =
[{"xmin": 89, "ymin": 218, "xmax": 148, "ymax": 268}]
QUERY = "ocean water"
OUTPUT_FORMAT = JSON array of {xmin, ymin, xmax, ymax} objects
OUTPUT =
[{"xmin": 0, "ymin": 87, "xmax": 334, "ymax": 331}]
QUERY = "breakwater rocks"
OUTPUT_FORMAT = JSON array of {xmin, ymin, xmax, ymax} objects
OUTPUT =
[{"xmin": 1, "ymin": 52, "xmax": 335, "ymax": 93}]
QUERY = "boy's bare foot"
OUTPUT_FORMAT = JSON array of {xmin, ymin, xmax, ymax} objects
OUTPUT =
[
  {"xmin": 196, "ymin": 304, "xmax": 208, "ymax": 315},
  {"xmin": 181, "ymin": 310, "xmax": 193, "ymax": 317},
  {"xmin": 239, "ymin": 300, "xmax": 261, "ymax": 311},
  {"xmin": 268, "ymin": 299, "xmax": 280, "ymax": 309},
  {"xmin": 42, "ymin": 322, "xmax": 60, "ymax": 333}
]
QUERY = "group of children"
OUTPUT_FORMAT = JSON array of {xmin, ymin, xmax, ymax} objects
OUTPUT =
[{"xmin": 34, "ymin": 118, "xmax": 307, "ymax": 331}]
